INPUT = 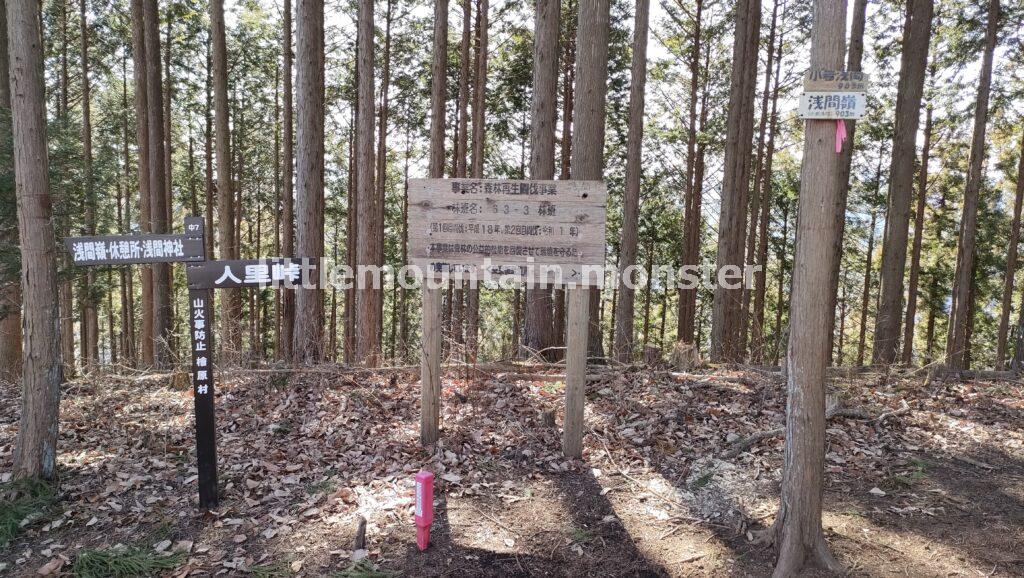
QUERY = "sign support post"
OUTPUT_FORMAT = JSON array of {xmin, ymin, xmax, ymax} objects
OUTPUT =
[
  {"xmin": 562, "ymin": 287, "xmax": 590, "ymax": 458},
  {"xmin": 420, "ymin": 286, "xmax": 442, "ymax": 445},
  {"xmin": 188, "ymin": 287, "xmax": 218, "ymax": 508}
]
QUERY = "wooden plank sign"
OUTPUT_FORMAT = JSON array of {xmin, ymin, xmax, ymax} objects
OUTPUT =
[
  {"xmin": 65, "ymin": 217, "xmax": 206, "ymax": 265},
  {"xmin": 803, "ymin": 69, "xmax": 870, "ymax": 92},
  {"xmin": 408, "ymin": 179, "xmax": 608, "ymax": 286},
  {"xmin": 798, "ymin": 92, "xmax": 867, "ymax": 120},
  {"xmin": 186, "ymin": 258, "xmax": 313, "ymax": 289}
]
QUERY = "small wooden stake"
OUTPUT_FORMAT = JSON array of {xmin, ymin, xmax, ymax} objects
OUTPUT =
[
  {"xmin": 420, "ymin": 285, "xmax": 442, "ymax": 445},
  {"xmin": 562, "ymin": 286, "xmax": 590, "ymax": 458}
]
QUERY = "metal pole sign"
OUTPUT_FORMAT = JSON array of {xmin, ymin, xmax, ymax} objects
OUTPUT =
[{"xmin": 64, "ymin": 217, "xmax": 222, "ymax": 509}]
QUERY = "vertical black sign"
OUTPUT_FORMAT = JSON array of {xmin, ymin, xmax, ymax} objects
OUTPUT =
[{"xmin": 189, "ymin": 288, "xmax": 218, "ymax": 508}]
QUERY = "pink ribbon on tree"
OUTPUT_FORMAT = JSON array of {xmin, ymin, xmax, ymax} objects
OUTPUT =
[{"xmin": 835, "ymin": 119, "xmax": 847, "ymax": 153}]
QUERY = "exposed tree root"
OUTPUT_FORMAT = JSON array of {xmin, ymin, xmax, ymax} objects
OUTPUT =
[{"xmin": 757, "ymin": 506, "xmax": 845, "ymax": 577}]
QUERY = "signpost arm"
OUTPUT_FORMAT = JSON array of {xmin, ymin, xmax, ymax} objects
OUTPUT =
[
  {"xmin": 420, "ymin": 285, "xmax": 442, "ymax": 445},
  {"xmin": 562, "ymin": 286, "xmax": 590, "ymax": 458},
  {"xmin": 189, "ymin": 286, "xmax": 218, "ymax": 508}
]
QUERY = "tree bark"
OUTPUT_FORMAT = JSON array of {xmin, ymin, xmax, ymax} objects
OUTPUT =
[
  {"xmin": 119, "ymin": 55, "xmax": 137, "ymax": 366},
  {"xmin": 211, "ymin": 0, "xmax": 241, "ymax": 360},
  {"xmin": 8, "ymin": 0, "xmax": 63, "ymax": 479},
  {"xmin": 710, "ymin": 0, "xmax": 760, "ymax": 362},
  {"xmin": 523, "ymin": 0, "xmax": 559, "ymax": 361},
  {"xmin": 873, "ymin": 0, "xmax": 933, "ymax": 364},
  {"xmin": 677, "ymin": 0, "xmax": 703, "ymax": 345},
  {"xmin": 572, "ymin": 0, "xmax": 610, "ymax": 359},
  {"xmin": 79, "ymin": 0, "xmax": 99, "ymax": 368},
  {"xmin": 826, "ymin": 0, "xmax": 867, "ymax": 362},
  {"xmin": 745, "ymin": 0, "xmax": 780, "ymax": 360},
  {"xmin": 375, "ymin": 0, "xmax": 393, "ymax": 361},
  {"xmin": 751, "ymin": 5, "xmax": 785, "ymax": 363},
  {"xmin": 947, "ymin": 0, "xmax": 999, "ymax": 372},
  {"xmin": 901, "ymin": 101, "xmax": 932, "ymax": 365},
  {"xmin": 741, "ymin": 0, "xmax": 778, "ymax": 354},
  {"xmin": 129, "ymin": 0, "xmax": 153, "ymax": 368},
  {"xmin": 293, "ymin": 0, "xmax": 326, "ymax": 363},
  {"xmin": 996, "ymin": 135, "xmax": 1024, "ymax": 368},
  {"xmin": 857, "ymin": 209, "xmax": 876, "ymax": 367},
  {"xmin": 280, "ymin": 0, "xmax": 295, "ymax": 360},
  {"xmin": 612, "ymin": 0, "xmax": 649, "ymax": 363},
  {"xmin": 354, "ymin": 0, "xmax": 378, "ymax": 366},
  {"xmin": 762, "ymin": 0, "xmax": 847, "ymax": 573},
  {"xmin": 0, "ymin": 1, "xmax": 21, "ymax": 382},
  {"xmin": 552, "ymin": 0, "xmax": 576, "ymax": 358},
  {"xmin": 142, "ymin": 0, "xmax": 171, "ymax": 368},
  {"xmin": 466, "ymin": 0, "xmax": 488, "ymax": 363}
]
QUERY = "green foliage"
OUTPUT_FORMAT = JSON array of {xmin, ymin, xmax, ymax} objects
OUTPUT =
[
  {"xmin": 71, "ymin": 547, "xmax": 186, "ymax": 578},
  {"xmin": 0, "ymin": 478, "xmax": 57, "ymax": 548}
]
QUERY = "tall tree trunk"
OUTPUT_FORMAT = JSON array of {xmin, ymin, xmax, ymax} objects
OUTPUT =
[
  {"xmin": 996, "ymin": 135, "xmax": 1024, "ymax": 368},
  {"xmin": 79, "ymin": 0, "xmax": 99, "ymax": 368},
  {"xmin": 826, "ymin": 0, "xmax": 867, "ymax": 361},
  {"xmin": 552, "ymin": 0, "xmax": 576, "ymax": 358},
  {"xmin": 211, "ymin": 0, "xmax": 240, "ymax": 359},
  {"xmin": 203, "ymin": 40, "xmax": 214, "ymax": 259},
  {"xmin": 947, "ymin": 0, "xmax": 999, "ymax": 371},
  {"xmin": 466, "ymin": 0, "xmax": 488, "ymax": 362},
  {"xmin": 762, "ymin": 0, "xmax": 848, "ymax": 573},
  {"xmin": 8, "ymin": 0, "xmax": 63, "ymax": 479},
  {"xmin": 119, "ymin": 56, "xmax": 137, "ymax": 366},
  {"xmin": 710, "ymin": 0, "xmax": 760, "ymax": 362},
  {"xmin": 57, "ymin": 0, "xmax": 75, "ymax": 376},
  {"xmin": 0, "ymin": 0, "xmax": 21, "ymax": 382},
  {"xmin": 572, "ymin": 0, "xmax": 610, "ymax": 359},
  {"xmin": 280, "ymin": 0, "xmax": 295, "ymax": 360},
  {"xmin": 354, "ymin": 0, "xmax": 378, "ymax": 366},
  {"xmin": 130, "ymin": 0, "xmax": 153, "ymax": 368},
  {"xmin": 612, "ymin": 0, "xmax": 649, "ymax": 363},
  {"xmin": 374, "ymin": 0, "xmax": 393, "ymax": 361},
  {"xmin": 901, "ymin": 101, "xmax": 933, "ymax": 365},
  {"xmin": 293, "ymin": 0, "xmax": 326, "ymax": 363},
  {"xmin": 752, "ymin": 5, "xmax": 785, "ymax": 362},
  {"xmin": 523, "ymin": 0, "xmax": 559, "ymax": 361},
  {"xmin": 873, "ymin": 0, "xmax": 933, "ymax": 364},
  {"xmin": 163, "ymin": 16, "xmax": 172, "ymax": 228},
  {"xmin": 398, "ymin": 129, "xmax": 411, "ymax": 360},
  {"xmin": 742, "ymin": 0, "xmax": 779, "ymax": 356},
  {"xmin": 139, "ymin": 0, "xmax": 170, "ymax": 368},
  {"xmin": 857, "ymin": 210, "xmax": 877, "ymax": 366},
  {"xmin": 677, "ymin": 0, "xmax": 703, "ymax": 345},
  {"xmin": 772, "ymin": 201, "xmax": 789, "ymax": 365}
]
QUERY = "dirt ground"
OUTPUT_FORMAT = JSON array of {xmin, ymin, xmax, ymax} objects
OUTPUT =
[{"xmin": 1, "ymin": 362, "xmax": 1022, "ymax": 577}]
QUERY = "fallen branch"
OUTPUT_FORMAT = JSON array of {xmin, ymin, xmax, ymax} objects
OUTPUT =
[{"xmin": 721, "ymin": 400, "xmax": 911, "ymax": 459}]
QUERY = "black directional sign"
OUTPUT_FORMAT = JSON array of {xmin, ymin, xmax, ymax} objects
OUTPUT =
[
  {"xmin": 186, "ymin": 258, "xmax": 321, "ymax": 289},
  {"xmin": 65, "ymin": 217, "xmax": 206, "ymax": 265}
]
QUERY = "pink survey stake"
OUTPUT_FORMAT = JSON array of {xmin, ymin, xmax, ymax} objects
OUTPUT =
[{"xmin": 415, "ymin": 470, "xmax": 434, "ymax": 551}]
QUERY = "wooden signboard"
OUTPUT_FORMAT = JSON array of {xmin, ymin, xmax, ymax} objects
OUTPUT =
[
  {"xmin": 803, "ymin": 69, "xmax": 870, "ymax": 92},
  {"xmin": 65, "ymin": 219, "xmax": 205, "ymax": 266},
  {"xmin": 410, "ymin": 179, "xmax": 608, "ymax": 458},
  {"xmin": 185, "ymin": 258, "xmax": 312, "ymax": 289},
  {"xmin": 407, "ymin": 179, "xmax": 608, "ymax": 285},
  {"xmin": 798, "ymin": 92, "xmax": 867, "ymax": 120}
]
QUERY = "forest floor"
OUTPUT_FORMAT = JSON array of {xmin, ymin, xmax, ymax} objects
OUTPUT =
[{"xmin": 1, "ymin": 359, "xmax": 1022, "ymax": 577}]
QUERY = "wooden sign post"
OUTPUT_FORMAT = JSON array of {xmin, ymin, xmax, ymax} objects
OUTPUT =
[
  {"xmin": 184, "ymin": 257, "xmax": 318, "ymax": 508},
  {"xmin": 64, "ymin": 217, "xmax": 218, "ymax": 507},
  {"xmin": 407, "ymin": 178, "xmax": 608, "ymax": 457}
]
